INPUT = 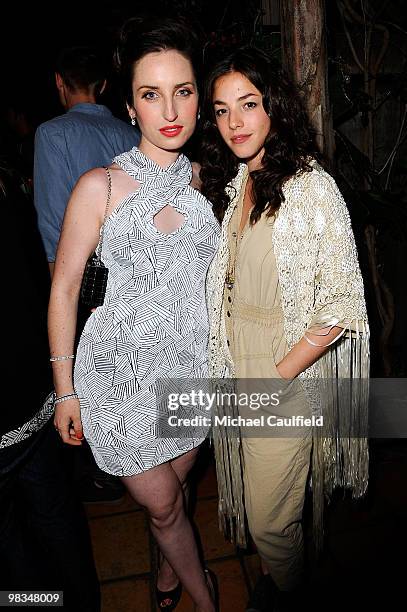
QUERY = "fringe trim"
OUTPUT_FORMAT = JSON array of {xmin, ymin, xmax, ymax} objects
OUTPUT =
[
  {"xmin": 212, "ymin": 379, "xmax": 247, "ymax": 547},
  {"xmin": 310, "ymin": 323, "xmax": 370, "ymax": 554},
  {"xmin": 211, "ymin": 324, "xmax": 370, "ymax": 553}
]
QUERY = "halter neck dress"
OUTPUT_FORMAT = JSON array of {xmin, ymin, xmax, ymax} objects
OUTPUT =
[{"xmin": 74, "ymin": 147, "xmax": 220, "ymax": 476}]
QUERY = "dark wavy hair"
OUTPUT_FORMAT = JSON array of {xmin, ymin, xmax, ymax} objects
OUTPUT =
[
  {"xmin": 200, "ymin": 46, "xmax": 320, "ymax": 223},
  {"xmin": 114, "ymin": 15, "xmax": 202, "ymax": 109}
]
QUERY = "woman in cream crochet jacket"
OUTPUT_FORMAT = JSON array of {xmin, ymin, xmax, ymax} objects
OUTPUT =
[{"xmin": 200, "ymin": 46, "xmax": 369, "ymax": 611}]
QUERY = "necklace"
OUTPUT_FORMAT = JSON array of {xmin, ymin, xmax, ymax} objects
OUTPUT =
[
  {"xmin": 225, "ymin": 174, "xmax": 251, "ymax": 290},
  {"xmin": 225, "ymin": 230, "xmax": 239, "ymax": 289},
  {"xmin": 225, "ymin": 274, "xmax": 235, "ymax": 290},
  {"xmin": 225, "ymin": 227, "xmax": 239, "ymax": 291}
]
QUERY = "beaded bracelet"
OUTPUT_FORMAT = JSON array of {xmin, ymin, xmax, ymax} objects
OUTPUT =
[
  {"xmin": 50, "ymin": 354, "xmax": 75, "ymax": 362},
  {"xmin": 54, "ymin": 392, "xmax": 78, "ymax": 405}
]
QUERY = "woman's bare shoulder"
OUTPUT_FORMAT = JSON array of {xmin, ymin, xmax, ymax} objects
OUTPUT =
[
  {"xmin": 74, "ymin": 167, "xmax": 111, "ymax": 196},
  {"xmin": 72, "ymin": 164, "xmax": 141, "ymax": 214}
]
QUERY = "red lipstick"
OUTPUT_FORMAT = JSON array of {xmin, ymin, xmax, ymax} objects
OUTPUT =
[
  {"xmin": 231, "ymin": 134, "xmax": 251, "ymax": 144},
  {"xmin": 159, "ymin": 125, "xmax": 184, "ymax": 137}
]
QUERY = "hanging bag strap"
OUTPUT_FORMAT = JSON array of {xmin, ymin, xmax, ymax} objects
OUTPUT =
[{"xmin": 95, "ymin": 166, "xmax": 112, "ymax": 260}]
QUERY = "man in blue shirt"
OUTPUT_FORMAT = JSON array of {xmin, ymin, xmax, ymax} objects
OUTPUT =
[{"xmin": 34, "ymin": 46, "xmax": 139, "ymax": 276}]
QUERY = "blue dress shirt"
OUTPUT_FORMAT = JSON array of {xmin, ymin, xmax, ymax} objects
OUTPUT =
[{"xmin": 34, "ymin": 103, "xmax": 140, "ymax": 261}]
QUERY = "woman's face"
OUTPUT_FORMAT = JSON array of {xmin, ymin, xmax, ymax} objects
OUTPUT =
[
  {"xmin": 129, "ymin": 49, "xmax": 198, "ymax": 164},
  {"xmin": 212, "ymin": 71, "xmax": 271, "ymax": 171}
]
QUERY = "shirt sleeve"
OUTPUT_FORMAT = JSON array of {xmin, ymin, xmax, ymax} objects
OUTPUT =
[{"xmin": 33, "ymin": 125, "xmax": 72, "ymax": 262}]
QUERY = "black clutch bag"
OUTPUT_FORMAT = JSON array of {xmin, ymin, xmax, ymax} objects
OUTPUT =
[{"xmin": 80, "ymin": 167, "xmax": 112, "ymax": 308}]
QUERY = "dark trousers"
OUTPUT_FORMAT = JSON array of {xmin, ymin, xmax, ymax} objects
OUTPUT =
[{"xmin": 0, "ymin": 420, "xmax": 100, "ymax": 611}]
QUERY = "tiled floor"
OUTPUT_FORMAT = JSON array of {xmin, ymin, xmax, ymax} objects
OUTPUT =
[{"xmin": 85, "ymin": 440, "xmax": 407, "ymax": 611}]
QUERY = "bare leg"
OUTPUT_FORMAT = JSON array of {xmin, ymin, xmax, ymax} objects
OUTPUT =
[
  {"xmin": 121, "ymin": 449, "xmax": 213, "ymax": 612},
  {"xmin": 157, "ymin": 448, "xmax": 197, "ymax": 591}
]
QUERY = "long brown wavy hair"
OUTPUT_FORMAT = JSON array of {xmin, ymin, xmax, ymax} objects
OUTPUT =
[{"xmin": 199, "ymin": 46, "xmax": 321, "ymax": 223}]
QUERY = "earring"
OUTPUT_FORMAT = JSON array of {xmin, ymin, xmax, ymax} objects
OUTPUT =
[
  {"xmin": 131, "ymin": 117, "xmax": 136, "ymax": 126},
  {"xmin": 197, "ymin": 110, "xmax": 201, "ymax": 121}
]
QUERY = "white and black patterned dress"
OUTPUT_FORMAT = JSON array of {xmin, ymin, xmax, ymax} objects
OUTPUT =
[{"xmin": 74, "ymin": 148, "xmax": 220, "ymax": 476}]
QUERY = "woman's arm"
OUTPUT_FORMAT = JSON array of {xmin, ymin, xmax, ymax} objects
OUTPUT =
[
  {"xmin": 49, "ymin": 168, "xmax": 108, "ymax": 445},
  {"xmin": 276, "ymin": 326, "xmax": 344, "ymax": 379}
]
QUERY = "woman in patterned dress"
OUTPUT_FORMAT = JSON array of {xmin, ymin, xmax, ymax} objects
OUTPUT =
[
  {"xmin": 200, "ymin": 47, "xmax": 369, "ymax": 611},
  {"xmin": 49, "ymin": 17, "xmax": 219, "ymax": 612}
]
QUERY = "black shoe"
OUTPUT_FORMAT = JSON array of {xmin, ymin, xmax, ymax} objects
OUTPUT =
[
  {"xmin": 156, "ymin": 581, "xmax": 182, "ymax": 611},
  {"xmin": 246, "ymin": 574, "xmax": 278, "ymax": 612},
  {"xmin": 78, "ymin": 474, "xmax": 126, "ymax": 504}
]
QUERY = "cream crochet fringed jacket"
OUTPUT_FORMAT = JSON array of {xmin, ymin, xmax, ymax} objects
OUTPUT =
[{"xmin": 206, "ymin": 160, "xmax": 370, "ymax": 552}]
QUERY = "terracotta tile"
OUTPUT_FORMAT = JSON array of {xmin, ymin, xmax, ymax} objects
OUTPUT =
[
  {"xmin": 176, "ymin": 589, "xmax": 195, "ymax": 612},
  {"xmin": 101, "ymin": 576, "xmax": 151, "ymax": 612},
  {"xmin": 85, "ymin": 491, "xmax": 141, "ymax": 518},
  {"xmin": 209, "ymin": 558, "xmax": 248, "ymax": 612},
  {"xmin": 196, "ymin": 459, "xmax": 218, "ymax": 499},
  {"xmin": 175, "ymin": 559, "xmax": 248, "ymax": 612},
  {"xmin": 90, "ymin": 511, "xmax": 150, "ymax": 580},
  {"xmin": 194, "ymin": 498, "xmax": 236, "ymax": 560}
]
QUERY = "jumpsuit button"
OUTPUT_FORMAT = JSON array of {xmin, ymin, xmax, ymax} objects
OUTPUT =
[
  {"xmin": 227, "ymin": 340, "xmax": 230, "ymax": 346},
  {"xmin": 227, "ymin": 311, "xmax": 231, "ymax": 317},
  {"xmin": 228, "ymin": 296, "xmax": 232, "ymax": 303}
]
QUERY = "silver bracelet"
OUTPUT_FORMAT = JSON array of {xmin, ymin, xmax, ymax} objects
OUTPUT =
[
  {"xmin": 50, "ymin": 354, "xmax": 75, "ymax": 362},
  {"xmin": 54, "ymin": 392, "xmax": 78, "ymax": 405}
]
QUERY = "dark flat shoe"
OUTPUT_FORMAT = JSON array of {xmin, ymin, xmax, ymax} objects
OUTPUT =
[{"xmin": 155, "ymin": 581, "xmax": 182, "ymax": 611}]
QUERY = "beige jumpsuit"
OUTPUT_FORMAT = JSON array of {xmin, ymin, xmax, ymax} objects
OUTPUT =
[{"xmin": 224, "ymin": 180, "xmax": 312, "ymax": 590}]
